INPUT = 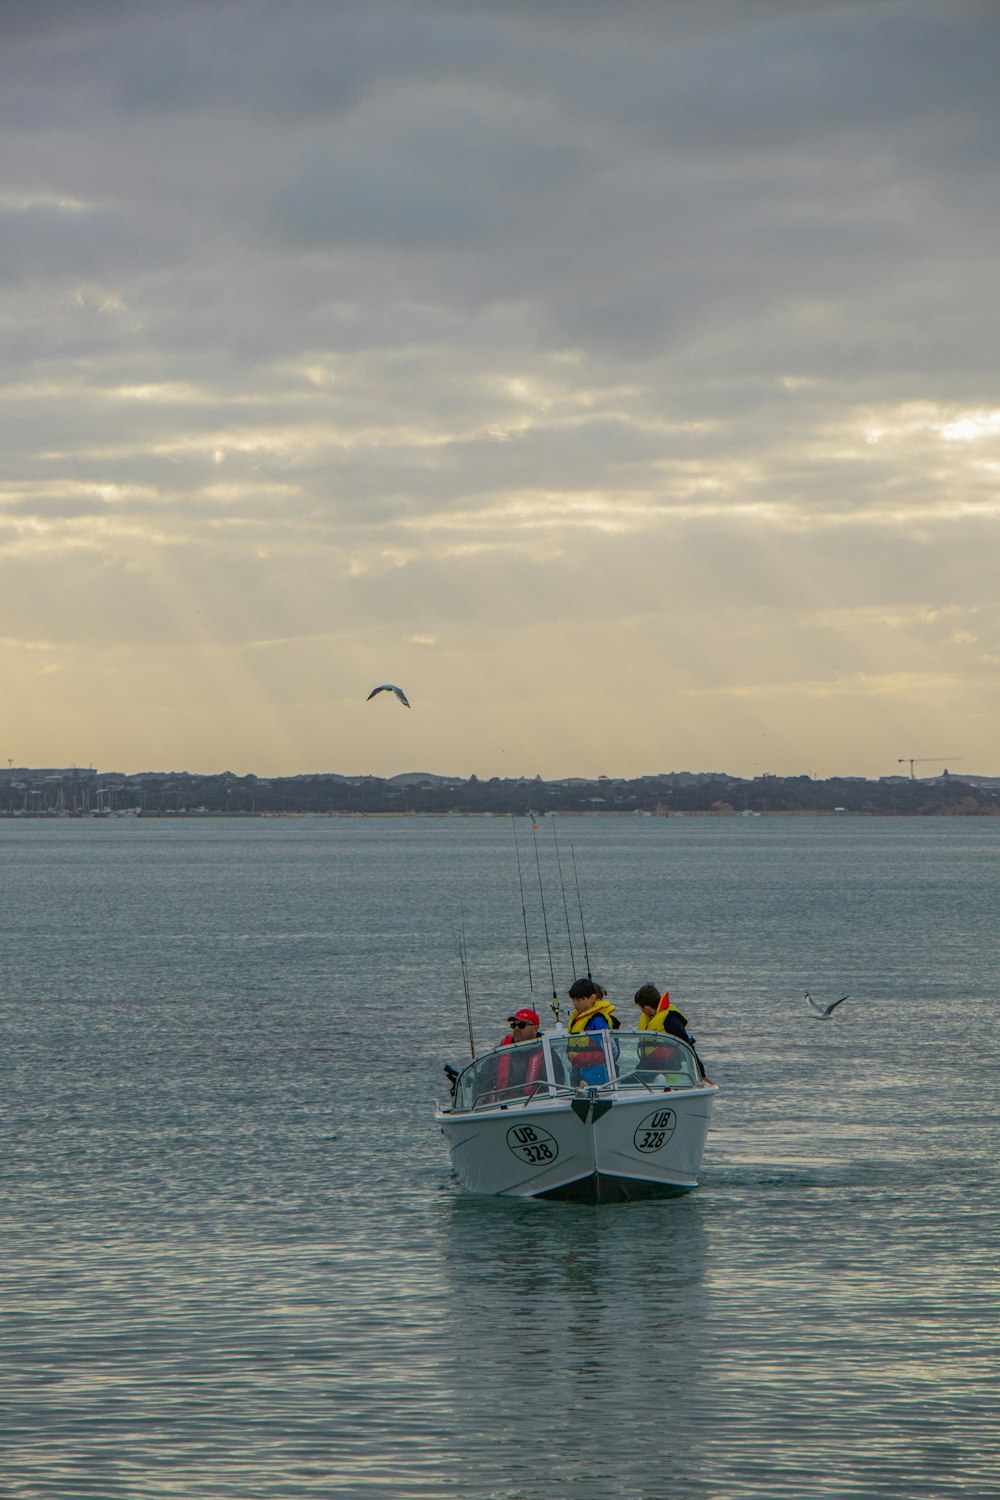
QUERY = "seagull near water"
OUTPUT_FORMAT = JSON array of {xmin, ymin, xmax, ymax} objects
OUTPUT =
[
  {"xmin": 805, "ymin": 991, "xmax": 850, "ymax": 1019},
  {"xmin": 366, "ymin": 683, "xmax": 411, "ymax": 708}
]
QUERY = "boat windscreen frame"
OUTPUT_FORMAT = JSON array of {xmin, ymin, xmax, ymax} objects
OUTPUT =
[{"xmin": 446, "ymin": 1030, "xmax": 702, "ymax": 1113}]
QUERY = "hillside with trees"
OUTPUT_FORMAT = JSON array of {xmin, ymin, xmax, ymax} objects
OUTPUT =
[{"xmin": 2, "ymin": 766, "xmax": 998, "ymax": 817}]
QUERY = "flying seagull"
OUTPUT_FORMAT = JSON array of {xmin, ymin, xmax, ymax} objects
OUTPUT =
[
  {"xmin": 805, "ymin": 991, "xmax": 850, "ymax": 1019},
  {"xmin": 366, "ymin": 684, "xmax": 411, "ymax": 708}
]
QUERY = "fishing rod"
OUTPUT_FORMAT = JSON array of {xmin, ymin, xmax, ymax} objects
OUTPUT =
[
  {"xmin": 550, "ymin": 814, "xmax": 577, "ymax": 979},
  {"xmin": 530, "ymin": 814, "xmax": 560, "ymax": 1024},
  {"xmin": 509, "ymin": 812, "xmax": 534, "ymax": 993},
  {"xmin": 453, "ymin": 904, "xmax": 476, "ymax": 1058},
  {"xmin": 569, "ymin": 843, "xmax": 593, "ymax": 980}
]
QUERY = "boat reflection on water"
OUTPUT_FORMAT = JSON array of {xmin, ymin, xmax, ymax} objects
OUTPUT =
[{"xmin": 432, "ymin": 1189, "xmax": 712, "ymax": 1492}]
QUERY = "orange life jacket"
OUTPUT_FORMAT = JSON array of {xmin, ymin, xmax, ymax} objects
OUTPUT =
[{"xmin": 495, "ymin": 1043, "xmax": 545, "ymax": 1093}]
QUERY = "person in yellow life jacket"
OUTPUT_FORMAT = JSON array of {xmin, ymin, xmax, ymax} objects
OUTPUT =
[
  {"xmin": 566, "ymin": 978, "xmax": 619, "ymax": 1085},
  {"xmin": 634, "ymin": 983, "xmax": 710, "ymax": 1082}
]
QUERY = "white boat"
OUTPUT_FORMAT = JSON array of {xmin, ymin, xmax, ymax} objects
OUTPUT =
[{"xmin": 436, "ymin": 1030, "xmax": 717, "ymax": 1202}]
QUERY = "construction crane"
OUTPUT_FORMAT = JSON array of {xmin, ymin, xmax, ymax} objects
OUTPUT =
[{"xmin": 897, "ymin": 757, "xmax": 961, "ymax": 781}]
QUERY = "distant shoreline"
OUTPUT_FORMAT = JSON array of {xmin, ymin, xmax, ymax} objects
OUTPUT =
[
  {"xmin": 4, "ymin": 767, "xmax": 998, "ymax": 817},
  {"xmin": 3, "ymin": 807, "xmax": 998, "ymax": 821}
]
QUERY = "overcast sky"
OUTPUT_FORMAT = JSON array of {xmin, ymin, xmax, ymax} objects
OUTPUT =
[{"xmin": 2, "ymin": 0, "xmax": 998, "ymax": 778}]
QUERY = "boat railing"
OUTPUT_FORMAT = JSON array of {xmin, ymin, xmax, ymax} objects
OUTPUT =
[
  {"xmin": 469, "ymin": 1080, "xmax": 580, "ymax": 1112},
  {"xmin": 448, "ymin": 1030, "xmax": 702, "ymax": 1113}
]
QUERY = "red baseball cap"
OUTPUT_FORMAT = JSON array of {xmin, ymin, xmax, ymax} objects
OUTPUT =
[{"xmin": 507, "ymin": 1008, "xmax": 540, "ymax": 1026}]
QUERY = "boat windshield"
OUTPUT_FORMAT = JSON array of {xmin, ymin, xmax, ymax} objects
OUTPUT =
[
  {"xmin": 545, "ymin": 1032, "xmax": 699, "ymax": 1091},
  {"xmin": 451, "ymin": 1041, "xmax": 554, "ymax": 1112},
  {"xmin": 448, "ymin": 1031, "xmax": 700, "ymax": 1112},
  {"xmin": 602, "ymin": 1031, "xmax": 700, "ymax": 1090}
]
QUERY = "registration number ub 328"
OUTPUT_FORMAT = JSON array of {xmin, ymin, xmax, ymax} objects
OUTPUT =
[
  {"xmin": 506, "ymin": 1124, "xmax": 559, "ymax": 1166},
  {"xmin": 633, "ymin": 1108, "xmax": 677, "ymax": 1152}
]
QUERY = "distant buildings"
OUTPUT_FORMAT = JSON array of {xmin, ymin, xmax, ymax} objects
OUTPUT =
[{"xmin": 2, "ymin": 766, "xmax": 998, "ymax": 816}]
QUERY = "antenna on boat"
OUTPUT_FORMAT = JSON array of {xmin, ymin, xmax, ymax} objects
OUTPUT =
[
  {"xmin": 509, "ymin": 812, "xmax": 534, "ymax": 993},
  {"xmin": 550, "ymin": 814, "xmax": 577, "ymax": 979},
  {"xmin": 454, "ymin": 904, "xmax": 476, "ymax": 1058},
  {"xmin": 530, "ymin": 815, "xmax": 560, "ymax": 1024},
  {"xmin": 570, "ymin": 843, "xmax": 593, "ymax": 980}
]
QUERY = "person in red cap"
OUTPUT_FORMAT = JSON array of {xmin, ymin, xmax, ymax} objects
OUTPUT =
[
  {"xmin": 501, "ymin": 1007, "xmax": 541, "ymax": 1046},
  {"xmin": 493, "ymin": 1007, "xmax": 563, "ymax": 1097}
]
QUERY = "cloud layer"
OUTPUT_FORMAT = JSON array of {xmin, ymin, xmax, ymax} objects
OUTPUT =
[{"xmin": 1, "ymin": 0, "xmax": 998, "ymax": 775}]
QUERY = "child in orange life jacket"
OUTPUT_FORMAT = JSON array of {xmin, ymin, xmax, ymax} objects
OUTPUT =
[{"xmin": 634, "ymin": 983, "xmax": 710, "ymax": 1082}]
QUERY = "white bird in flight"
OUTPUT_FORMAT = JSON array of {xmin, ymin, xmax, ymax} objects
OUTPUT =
[
  {"xmin": 805, "ymin": 991, "xmax": 850, "ymax": 1019},
  {"xmin": 366, "ymin": 684, "xmax": 411, "ymax": 708}
]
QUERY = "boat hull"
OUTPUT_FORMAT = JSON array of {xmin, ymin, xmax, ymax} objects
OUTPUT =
[
  {"xmin": 535, "ymin": 1172, "xmax": 692, "ymax": 1204},
  {"xmin": 437, "ymin": 1087, "xmax": 716, "ymax": 1201}
]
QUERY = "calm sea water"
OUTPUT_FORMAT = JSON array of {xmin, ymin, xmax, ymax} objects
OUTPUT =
[{"xmin": 1, "ymin": 815, "xmax": 998, "ymax": 1500}]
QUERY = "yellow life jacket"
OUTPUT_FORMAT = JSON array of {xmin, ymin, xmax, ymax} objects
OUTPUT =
[
  {"xmin": 567, "ymin": 999, "xmax": 618, "ymax": 1039},
  {"xmin": 649, "ymin": 992, "xmax": 689, "ymax": 1031},
  {"xmin": 639, "ymin": 993, "xmax": 686, "ymax": 1066}
]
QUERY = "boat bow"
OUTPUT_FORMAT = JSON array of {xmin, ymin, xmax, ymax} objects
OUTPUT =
[{"xmin": 436, "ymin": 1030, "xmax": 717, "ymax": 1201}]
